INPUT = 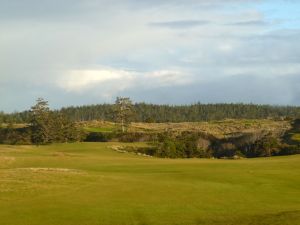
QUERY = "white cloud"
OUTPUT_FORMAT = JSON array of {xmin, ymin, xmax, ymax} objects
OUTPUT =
[
  {"xmin": 143, "ymin": 70, "xmax": 192, "ymax": 87},
  {"xmin": 57, "ymin": 68, "xmax": 192, "ymax": 96},
  {"xmin": 58, "ymin": 69, "xmax": 135, "ymax": 92}
]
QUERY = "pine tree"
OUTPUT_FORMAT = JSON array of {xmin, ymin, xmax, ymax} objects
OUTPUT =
[
  {"xmin": 114, "ymin": 97, "xmax": 134, "ymax": 133},
  {"xmin": 30, "ymin": 98, "xmax": 52, "ymax": 144}
]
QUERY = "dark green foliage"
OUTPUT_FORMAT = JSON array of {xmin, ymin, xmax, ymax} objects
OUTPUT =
[
  {"xmin": 29, "ymin": 98, "xmax": 52, "ymax": 144},
  {"xmin": 156, "ymin": 139, "xmax": 178, "ymax": 158},
  {"xmin": 4, "ymin": 103, "xmax": 300, "ymax": 123},
  {"xmin": 0, "ymin": 127, "xmax": 31, "ymax": 145},
  {"xmin": 62, "ymin": 103, "xmax": 300, "ymax": 122},
  {"xmin": 149, "ymin": 132, "xmax": 214, "ymax": 158},
  {"xmin": 130, "ymin": 132, "xmax": 300, "ymax": 159},
  {"xmin": 213, "ymin": 142, "xmax": 238, "ymax": 158},
  {"xmin": 118, "ymin": 132, "xmax": 157, "ymax": 142},
  {"xmin": 0, "ymin": 110, "xmax": 30, "ymax": 123},
  {"xmin": 84, "ymin": 132, "xmax": 116, "ymax": 142},
  {"xmin": 48, "ymin": 112, "xmax": 84, "ymax": 143},
  {"xmin": 251, "ymin": 137, "xmax": 282, "ymax": 157},
  {"xmin": 278, "ymin": 144, "xmax": 300, "ymax": 155},
  {"xmin": 29, "ymin": 98, "xmax": 83, "ymax": 145},
  {"xmin": 283, "ymin": 119, "xmax": 300, "ymax": 145}
]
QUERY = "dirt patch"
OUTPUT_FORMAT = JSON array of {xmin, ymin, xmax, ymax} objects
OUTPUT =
[
  {"xmin": 51, "ymin": 152, "xmax": 79, "ymax": 157},
  {"xmin": 110, "ymin": 145, "xmax": 152, "ymax": 157},
  {"xmin": 0, "ymin": 156, "xmax": 15, "ymax": 165},
  {"xmin": 0, "ymin": 167, "xmax": 87, "ymax": 194},
  {"xmin": 14, "ymin": 167, "xmax": 84, "ymax": 174},
  {"xmin": 110, "ymin": 145, "xmax": 127, "ymax": 153},
  {"xmin": 51, "ymin": 152, "xmax": 68, "ymax": 157}
]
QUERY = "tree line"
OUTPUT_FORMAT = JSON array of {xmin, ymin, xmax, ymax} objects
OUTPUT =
[
  {"xmin": 0, "ymin": 97, "xmax": 134, "ymax": 145},
  {"xmin": 2, "ymin": 102, "xmax": 300, "ymax": 123},
  {"xmin": 1, "ymin": 98, "xmax": 300, "ymax": 158}
]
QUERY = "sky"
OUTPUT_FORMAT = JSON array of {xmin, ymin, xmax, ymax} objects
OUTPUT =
[{"xmin": 1, "ymin": 0, "xmax": 300, "ymax": 112}]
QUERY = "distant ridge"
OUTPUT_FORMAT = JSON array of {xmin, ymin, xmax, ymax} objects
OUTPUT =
[{"xmin": 2, "ymin": 102, "xmax": 300, "ymax": 123}]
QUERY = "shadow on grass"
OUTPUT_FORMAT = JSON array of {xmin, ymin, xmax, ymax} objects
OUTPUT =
[{"xmin": 195, "ymin": 210, "xmax": 300, "ymax": 225}]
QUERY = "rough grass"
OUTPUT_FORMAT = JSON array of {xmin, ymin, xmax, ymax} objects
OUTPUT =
[
  {"xmin": 84, "ymin": 126, "xmax": 115, "ymax": 133},
  {"xmin": 291, "ymin": 133, "xmax": 300, "ymax": 142},
  {"xmin": 80, "ymin": 120, "xmax": 117, "ymax": 133},
  {"xmin": 81, "ymin": 119, "xmax": 291, "ymax": 138},
  {"xmin": 0, "ymin": 142, "xmax": 299, "ymax": 225},
  {"xmin": 131, "ymin": 119, "xmax": 291, "ymax": 137}
]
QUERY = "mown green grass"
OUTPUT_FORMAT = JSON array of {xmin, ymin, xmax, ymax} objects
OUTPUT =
[
  {"xmin": 0, "ymin": 143, "xmax": 300, "ymax": 225},
  {"xmin": 84, "ymin": 126, "xmax": 115, "ymax": 133}
]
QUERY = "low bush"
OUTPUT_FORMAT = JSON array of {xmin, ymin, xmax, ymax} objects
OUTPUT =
[
  {"xmin": 84, "ymin": 132, "xmax": 117, "ymax": 142},
  {"xmin": 0, "ymin": 127, "xmax": 31, "ymax": 145}
]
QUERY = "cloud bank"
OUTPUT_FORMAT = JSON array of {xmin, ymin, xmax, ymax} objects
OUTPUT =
[{"xmin": 0, "ymin": 0, "xmax": 300, "ymax": 111}]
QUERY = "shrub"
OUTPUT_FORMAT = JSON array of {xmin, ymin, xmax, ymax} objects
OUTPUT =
[
  {"xmin": 84, "ymin": 132, "xmax": 116, "ymax": 142},
  {"xmin": 118, "ymin": 132, "xmax": 158, "ymax": 142},
  {"xmin": 0, "ymin": 127, "xmax": 32, "ymax": 145}
]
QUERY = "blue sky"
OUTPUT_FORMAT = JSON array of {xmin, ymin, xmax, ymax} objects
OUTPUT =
[
  {"xmin": 1, "ymin": 0, "xmax": 300, "ymax": 112},
  {"xmin": 257, "ymin": 0, "xmax": 300, "ymax": 29}
]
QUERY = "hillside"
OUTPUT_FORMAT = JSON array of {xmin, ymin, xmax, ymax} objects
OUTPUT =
[
  {"xmin": 81, "ymin": 119, "xmax": 300, "ymax": 159},
  {"xmin": 82, "ymin": 119, "xmax": 291, "ymax": 139}
]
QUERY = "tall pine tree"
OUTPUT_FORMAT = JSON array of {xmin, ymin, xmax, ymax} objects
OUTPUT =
[
  {"xmin": 30, "ymin": 98, "xmax": 52, "ymax": 144},
  {"xmin": 114, "ymin": 97, "xmax": 134, "ymax": 133}
]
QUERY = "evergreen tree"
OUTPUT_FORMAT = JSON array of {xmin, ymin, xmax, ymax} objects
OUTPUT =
[
  {"xmin": 29, "ymin": 98, "xmax": 83, "ymax": 144},
  {"xmin": 114, "ymin": 97, "xmax": 134, "ymax": 133},
  {"xmin": 49, "ymin": 111, "xmax": 83, "ymax": 142},
  {"xmin": 29, "ymin": 98, "xmax": 52, "ymax": 144}
]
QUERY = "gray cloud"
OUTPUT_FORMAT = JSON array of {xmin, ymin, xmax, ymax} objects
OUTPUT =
[
  {"xmin": 149, "ymin": 20, "xmax": 210, "ymax": 29},
  {"xmin": 0, "ymin": 0, "xmax": 262, "ymax": 21},
  {"xmin": 0, "ymin": 0, "xmax": 300, "ymax": 112},
  {"xmin": 2, "ymin": 72, "xmax": 299, "ymax": 113},
  {"xmin": 226, "ymin": 20, "xmax": 268, "ymax": 26},
  {"xmin": 113, "ymin": 74, "xmax": 299, "ymax": 106}
]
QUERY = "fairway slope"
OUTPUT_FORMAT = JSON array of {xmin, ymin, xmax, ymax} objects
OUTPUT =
[{"xmin": 0, "ymin": 143, "xmax": 299, "ymax": 225}]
